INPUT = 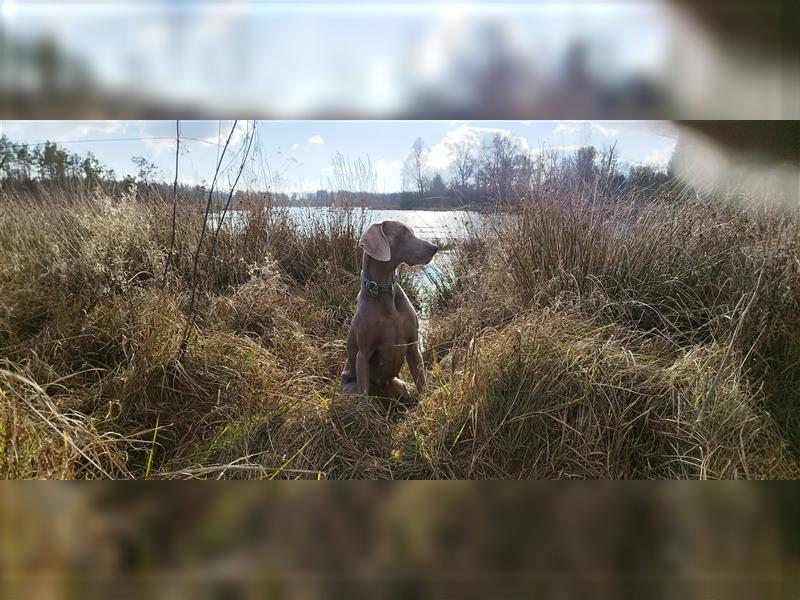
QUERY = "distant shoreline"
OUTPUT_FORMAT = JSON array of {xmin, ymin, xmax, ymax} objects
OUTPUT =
[{"xmin": 271, "ymin": 204, "xmax": 481, "ymax": 212}]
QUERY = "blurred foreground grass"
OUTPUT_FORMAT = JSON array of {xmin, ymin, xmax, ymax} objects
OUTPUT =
[{"xmin": 1, "ymin": 484, "xmax": 799, "ymax": 598}]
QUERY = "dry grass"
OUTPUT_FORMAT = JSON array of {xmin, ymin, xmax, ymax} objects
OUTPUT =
[
  {"xmin": 1, "ymin": 178, "xmax": 800, "ymax": 479},
  {"xmin": 401, "ymin": 308, "xmax": 797, "ymax": 479}
]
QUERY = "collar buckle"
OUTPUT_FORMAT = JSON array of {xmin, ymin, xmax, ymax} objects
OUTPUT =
[{"xmin": 361, "ymin": 272, "xmax": 394, "ymax": 297}]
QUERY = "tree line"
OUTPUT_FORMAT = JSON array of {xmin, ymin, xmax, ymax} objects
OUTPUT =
[
  {"xmin": 0, "ymin": 135, "xmax": 170, "ymax": 189},
  {"xmin": 1, "ymin": 132, "xmax": 677, "ymax": 209},
  {"xmin": 396, "ymin": 133, "xmax": 676, "ymax": 209},
  {"xmin": 0, "ymin": 136, "xmax": 110, "ymax": 185}
]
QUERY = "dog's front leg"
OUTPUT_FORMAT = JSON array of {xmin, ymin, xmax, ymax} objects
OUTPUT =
[
  {"xmin": 407, "ymin": 343, "xmax": 426, "ymax": 395},
  {"xmin": 356, "ymin": 350, "xmax": 371, "ymax": 396}
]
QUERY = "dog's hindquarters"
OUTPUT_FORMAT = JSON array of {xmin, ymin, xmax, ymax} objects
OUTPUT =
[{"xmin": 340, "ymin": 324, "xmax": 359, "ymax": 394}]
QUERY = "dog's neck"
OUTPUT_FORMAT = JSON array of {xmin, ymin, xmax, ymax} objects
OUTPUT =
[
  {"xmin": 362, "ymin": 253, "xmax": 396, "ymax": 285},
  {"xmin": 361, "ymin": 254, "xmax": 398, "ymax": 310}
]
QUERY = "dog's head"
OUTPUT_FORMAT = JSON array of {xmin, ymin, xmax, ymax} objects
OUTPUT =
[{"xmin": 359, "ymin": 220, "xmax": 438, "ymax": 266}]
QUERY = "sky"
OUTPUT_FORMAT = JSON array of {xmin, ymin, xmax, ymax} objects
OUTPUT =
[
  {"xmin": 0, "ymin": 120, "xmax": 679, "ymax": 193},
  {"xmin": 2, "ymin": 2, "xmax": 674, "ymax": 116},
  {"xmin": 3, "ymin": 1, "xmax": 793, "ymax": 122}
]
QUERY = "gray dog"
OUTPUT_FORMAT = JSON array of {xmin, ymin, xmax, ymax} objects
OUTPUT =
[{"xmin": 341, "ymin": 220, "xmax": 438, "ymax": 400}]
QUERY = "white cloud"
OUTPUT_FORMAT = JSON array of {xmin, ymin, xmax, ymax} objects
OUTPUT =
[
  {"xmin": 638, "ymin": 142, "xmax": 676, "ymax": 172},
  {"xmin": 291, "ymin": 143, "xmax": 300, "ymax": 151},
  {"xmin": 554, "ymin": 121, "xmax": 683, "ymax": 141},
  {"xmin": 554, "ymin": 121, "xmax": 620, "ymax": 138},
  {"xmin": 553, "ymin": 122, "xmax": 580, "ymax": 135},
  {"xmin": 529, "ymin": 144, "xmax": 583, "ymax": 156},
  {"xmin": 308, "ymin": 135, "xmax": 324, "ymax": 145},
  {"xmin": 369, "ymin": 159, "xmax": 403, "ymax": 192},
  {"xmin": 201, "ymin": 120, "xmax": 250, "ymax": 147},
  {"xmin": 132, "ymin": 121, "xmax": 176, "ymax": 158},
  {"xmin": 594, "ymin": 124, "xmax": 620, "ymax": 137},
  {"xmin": 375, "ymin": 158, "xmax": 402, "ymax": 177},
  {"xmin": 141, "ymin": 137, "xmax": 176, "ymax": 158},
  {"xmin": 426, "ymin": 125, "xmax": 530, "ymax": 173},
  {"xmin": 613, "ymin": 142, "xmax": 676, "ymax": 173}
]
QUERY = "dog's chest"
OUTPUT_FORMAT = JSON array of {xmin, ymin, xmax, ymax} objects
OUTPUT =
[
  {"xmin": 372, "ymin": 316, "xmax": 409, "ymax": 350},
  {"xmin": 370, "ymin": 316, "xmax": 413, "ymax": 374}
]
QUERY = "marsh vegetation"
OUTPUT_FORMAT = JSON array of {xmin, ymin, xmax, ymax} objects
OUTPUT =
[{"xmin": 2, "ymin": 141, "xmax": 800, "ymax": 479}]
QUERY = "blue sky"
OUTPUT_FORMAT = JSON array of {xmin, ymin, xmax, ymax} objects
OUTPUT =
[{"xmin": 0, "ymin": 120, "xmax": 678, "ymax": 193}]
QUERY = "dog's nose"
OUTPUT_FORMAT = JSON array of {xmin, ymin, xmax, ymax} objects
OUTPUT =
[{"xmin": 430, "ymin": 242, "xmax": 439, "ymax": 254}]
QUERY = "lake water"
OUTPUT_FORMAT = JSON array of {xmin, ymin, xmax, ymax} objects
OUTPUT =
[
  {"xmin": 216, "ymin": 206, "xmax": 483, "ymax": 241},
  {"xmin": 280, "ymin": 206, "xmax": 482, "ymax": 242}
]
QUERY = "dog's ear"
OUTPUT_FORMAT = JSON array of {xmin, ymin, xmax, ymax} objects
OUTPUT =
[{"xmin": 359, "ymin": 222, "xmax": 391, "ymax": 261}]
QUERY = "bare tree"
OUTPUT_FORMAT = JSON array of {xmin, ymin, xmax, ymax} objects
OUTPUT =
[
  {"xmin": 450, "ymin": 140, "xmax": 477, "ymax": 190},
  {"xmin": 573, "ymin": 145, "xmax": 598, "ymax": 185},
  {"xmin": 402, "ymin": 137, "xmax": 430, "ymax": 201},
  {"xmin": 473, "ymin": 133, "xmax": 538, "ymax": 205},
  {"xmin": 475, "ymin": 133, "xmax": 526, "ymax": 204}
]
